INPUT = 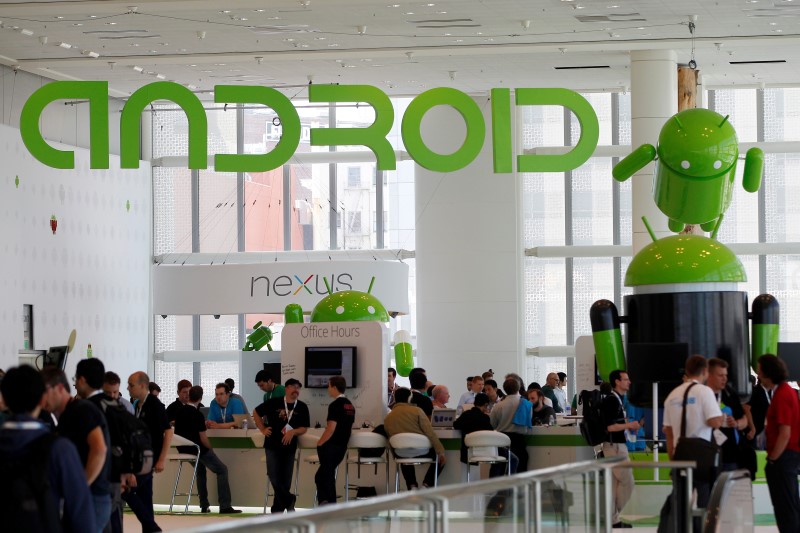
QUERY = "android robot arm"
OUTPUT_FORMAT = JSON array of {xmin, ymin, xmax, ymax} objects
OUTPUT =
[
  {"xmin": 743, "ymin": 147, "xmax": 764, "ymax": 193},
  {"xmin": 612, "ymin": 144, "xmax": 657, "ymax": 183},
  {"xmin": 750, "ymin": 294, "xmax": 779, "ymax": 371},
  {"xmin": 590, "ymin": 299, "xmax": 626, "ymax": 382}
]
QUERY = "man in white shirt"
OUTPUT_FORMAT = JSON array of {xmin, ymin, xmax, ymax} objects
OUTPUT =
[
  {"xmin": 659, "ymin": 355, "xmax": 723, "ymax": 532},
  {"xmin": 456, "ymin": 376, "xmax": 484, "ymax": 415}
]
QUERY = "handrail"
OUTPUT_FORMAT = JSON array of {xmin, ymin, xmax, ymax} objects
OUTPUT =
[
  {"xmin": 702, "ymin": 469, "xmax": 754, "ymax": 533},
  {"xmin": 186, "ymin": 456, "xmax": 701, "ymax": 533}
]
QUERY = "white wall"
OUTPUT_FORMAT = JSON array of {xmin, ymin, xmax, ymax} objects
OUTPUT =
[
  {"xmin": 0, "ymin": 122, "xmax": 151, "ymax": 382},
  {"xmin": 0, "ymin": 65, "xmax": 124, "ymax": 155},
  {"xmin": 415, "ymin": 95, "xmax": 523, "ymax": 398}
]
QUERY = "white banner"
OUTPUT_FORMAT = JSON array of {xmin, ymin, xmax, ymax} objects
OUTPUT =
[{"xmin": 152, "ymin": 261, "xmax": 409, "ymax": 316}]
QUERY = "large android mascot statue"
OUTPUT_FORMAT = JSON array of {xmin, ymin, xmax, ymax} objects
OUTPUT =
[{"xmin": 591, "ymin": 108, "xmax": 778, "ymax": 405}]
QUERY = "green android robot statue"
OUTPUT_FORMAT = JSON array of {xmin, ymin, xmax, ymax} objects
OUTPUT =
[
  {"xmin": 613, "ymin": 108, "xmax": 764, "ymax": 233},
  {"xmin": 589, "ymin": 108, "xmax": 776, "ymax": 405},
  {"xmin": 242, "ymin": 321, "xmax": 273, "ymax": 351}
]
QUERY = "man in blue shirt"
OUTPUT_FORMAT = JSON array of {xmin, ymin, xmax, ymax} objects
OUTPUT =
[{"xmin": 207, "ymin": 383, "xmax": 246, "ymax": 429}]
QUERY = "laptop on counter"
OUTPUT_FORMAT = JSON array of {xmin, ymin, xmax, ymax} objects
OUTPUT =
[
  {"xmin": 431, "ymin": 408, "xmax": 457, "ymax": 428},
  {"xmin": 233, "ymin": 413, "xmax": 256, "ymax": 429}
]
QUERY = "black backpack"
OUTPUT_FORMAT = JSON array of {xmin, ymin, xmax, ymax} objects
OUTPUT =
[
  {"xmin": 0, "ymin": 432, "xmax": 62, "ymax": 533},
  {"xmin": 98, "ymin": 398, "xmax": 154, "ymax": 476},
  {"xmin": 578, "ymin": 389, "xmax": 608, "ymax": 446}
]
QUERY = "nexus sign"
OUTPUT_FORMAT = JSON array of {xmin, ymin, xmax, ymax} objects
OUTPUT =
[{"xmin": 20, "ymin": 81, "xmax": 598, "ymax": 174}]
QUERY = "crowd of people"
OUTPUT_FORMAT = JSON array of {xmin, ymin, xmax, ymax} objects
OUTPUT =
[{"xmin": 1, "ymin": 355, "xmax": 797, "ymax": 532}]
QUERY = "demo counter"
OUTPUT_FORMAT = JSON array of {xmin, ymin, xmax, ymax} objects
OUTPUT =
[{"xmin": 153, "ymin": 425, "xmax": 594, "ymax": 509}]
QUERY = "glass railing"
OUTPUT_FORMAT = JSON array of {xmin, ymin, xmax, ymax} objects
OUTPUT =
[{"xmin": 186, "ymin": 458, "xmax": 701, "ymax": 533}]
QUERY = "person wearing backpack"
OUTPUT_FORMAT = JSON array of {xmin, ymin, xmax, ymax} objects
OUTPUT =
[
  {"xmin": 80, "ymin": 359, "xmax": 152, "ymax": 533},
  {"xmin": 43, "ymin": 365, "xmax": 112, "ymax": 533},
  {"xmin": 125, "ymin": 371, "xmax": 171, "ymax": 533},
  {"xmin": 601, "ymin": 370, "xmax": 642, "ymax": 529},
  {"xmin": 0, "ymin": 365, "xmax": 95, "ymax": 533}
]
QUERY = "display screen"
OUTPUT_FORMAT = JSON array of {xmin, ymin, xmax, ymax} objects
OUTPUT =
[{"xmin": 305, "ymin": 346, "xmax": 357, "ymax": 388}]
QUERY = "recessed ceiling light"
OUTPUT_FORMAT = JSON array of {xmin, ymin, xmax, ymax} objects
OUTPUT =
[
  {"xmin": 773, "ymin": 29, "xmax": 783, "ymax": 32},
  {"xmin": 132, "ymin": 65, "xmax": 144, "ymax": 72},
  {"xmin": 300, "ymin": 43, "xmax": 309, "ymax": 47},
  {"xmin": 149, "ymin": 50, "xmax": 157, "ymax": 53},
  {"xmin": 484, "ymin": 38, "xmax": 494, "ymax": 41},
  {"xmin": 443, "ymin": 32, "xmax": 451, "ymax": 36},
  {"xmin": 769, "ymin": 22, "xmax": 778, "ymax": 26},
  {"xmin": 202, "ymin": 70, "xmax": 212, "ymax": 73},
  {"xmin": 89, "ymin": 15, "xmax": 97, "ymax": 18},
  {"xmin": 56, "ymin": 16, "xmax": 64, "ymax": 19},
  {"xmin": 314, "ymin": 36, "xmax": 326, "ymax": 40},
  {"xmin": 58, "ymin": 42, "xmax": 72, "ymax": 49},
  {"xmin": 388, "ymin": 4, "xmax": 400, "ymax": 7},
  {"xmin": 425, "ymin": 3, "xmax": 435, "ymax": 6},
  {"xmin": 106, "ymin": 22, "xmax": 117, "ymax": 25},
  {"xmin": 437, "ymin": 11, "xmax": 447, "ymax": 14},
  {"xmin": 283, "ymin": 37, "xmax": 295, "ymax": 41},
  {"xmin": 344, "ymin": 64, "xmax": 356, "ymax": 68},
  {"xmin": 575, "ymin": 5, "xmax": 585, "ymax": 9},
  {"xmin": 178, "ymin": 48, "xmax": 187, "ymax": 52},
  {"xmin": 254, "ymin": 9, "xmax": 265, "ymax": 12},
  {"xmin": 159, "ymin": 42, "xmax": 169, "ymax": 46},
  {"xmin": 637, "ymin": 26, "xmax": 645, "ymax": 30},
  {"xmin": 214, "ymin": 63, "xmax": 227, "ymax": 66},
  {"xmin": 156, "ymin": 74, "xmax": 166, "ymax": 79},
  {"xmin": 189, "ymin": 64, "xmax": 197, "ymax": 67},
  {"xmin": 476, "ymin": 32, "xmax": 483, "ymax": 35},
  {"xmin": 72, "ymin": 23, "xmax": 83, "ymax": 26},
  {"xmin": 328, "ymin": 43, "xmax": 339, "ymax": 47},
  {"xmin": 608, "ymin": 4, "xmax": 619, "ymax": 7},
  {"xmin": 372, "ymin": 64, "xmax": 384, "ymax": 67},
  {"xmin": 219, "ymin": 10, "xmax": 231, "ymax": 14},
  {"xmin": 19, "ymin": 28, "xmax": 34, "ymax": 36},
  {"xmin": 405, "ymin": 12, "xmax": 415, "ymax": 15},
  {"xmin": 267, "ymin": 16, "xmax": 281, "ymax": 20},
  {"xmin": 130, "ymin": 43, "xmax": 139, "ymax": 47}
]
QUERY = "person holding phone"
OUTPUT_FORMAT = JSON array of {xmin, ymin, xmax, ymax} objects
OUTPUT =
[{"xmin": 601, "ymin": 370, "xmax": 642, "ymax": 529}]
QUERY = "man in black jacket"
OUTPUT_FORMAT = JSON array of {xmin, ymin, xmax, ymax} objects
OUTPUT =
[{"xmin": 454, "ymin": 393, "xmax": 516, "ymax": 478}]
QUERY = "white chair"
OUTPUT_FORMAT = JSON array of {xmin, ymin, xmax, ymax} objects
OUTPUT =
[
  {"xmin": 464, "ymin": 430, "xmax": 511, "ymax": 482},
  {"xmin": 167, "ymin": 434, "xmax": 201, "ymax": 513},
  {"xmin": 294, "ymin": 433, "xmax": 330, "ymax": 507},
  {"xmin": 344, "ymin": 431, "xmax": 390, "ymax": 501},
  {"xmin": 389, "ymin": 433, "xmax": 439, "ymax": 492}
]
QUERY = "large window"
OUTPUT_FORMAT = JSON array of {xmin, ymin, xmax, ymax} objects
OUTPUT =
[
  {"xmin": 152, "ymin": 98, "xmax": 417, "ymax": 386},
  {"xmin": 523, "ymin": 88, "xmax": 800, "ymax": 386}
]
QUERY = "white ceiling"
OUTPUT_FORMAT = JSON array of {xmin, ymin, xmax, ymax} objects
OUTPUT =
[{"xmin": 1, "ymin": 0, "xmax": 799, "ymax": 98}]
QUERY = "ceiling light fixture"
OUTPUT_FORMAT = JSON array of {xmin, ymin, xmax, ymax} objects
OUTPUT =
[
  {"xmin": 255, "ymin": 56, "xmax": 263, "ymax": 65},
  {"xmin": 449, "ymin": 71, "xmax": 456, "ymax": 80},
  {"xmin": 108, "ymin": 61, "xmax": 116, "ymax": 69},
  {"xmin": 155, "ymin": 74, "xmax": 166, "ymax": 79},
  {"xmin": 132, "ymin": 65, "xmax": 144, "ymax": 72},
  {"xmin": 19, "ymin": 28, "xmax": 34, "ymax": 36},
  {"xmin": 39, "ymin": 36, "xmax": 48, "ymax": 45},
  {"xmin": 357, "ymin": 25, "xmax": 367, "ymax": 34},
  {"xmin": 521, "ymin": 20, "xmax": 531, "ymax": 29},
  {"xmin": 197, "ymin": 30, "xmax": 206, "ymax": 39},
  {"xmin": 82, "ymin": 50, "xmax": 100, "ymax": 58},
  {"xmin": 58, "ymin": 42, "xmax": 72, "ymax": 49}
]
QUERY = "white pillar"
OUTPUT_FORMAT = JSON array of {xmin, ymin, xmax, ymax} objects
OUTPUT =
[
  {"xmin": 630, "ymin": 50, "xmax": 677, "ymax": 252},
  {"xmin": 414, "ymin": 95, "xmax": 522, "ymax": 398}
]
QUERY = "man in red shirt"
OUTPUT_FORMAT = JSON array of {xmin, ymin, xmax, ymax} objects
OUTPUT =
[{"xmin": 758, "ymin": 354, "xmax": 800, "ymax": 533}]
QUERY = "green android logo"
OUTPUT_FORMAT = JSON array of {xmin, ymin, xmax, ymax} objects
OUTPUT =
[{"xmin": 613, "ymin": 108, "xmax": 764, "ymax": 233}]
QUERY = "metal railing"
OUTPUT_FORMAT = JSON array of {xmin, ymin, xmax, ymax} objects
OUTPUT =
[{"xmin": 184, "ymin": 457, "xmax": 703, "ymax": 533}]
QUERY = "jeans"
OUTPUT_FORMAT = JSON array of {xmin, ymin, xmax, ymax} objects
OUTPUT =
[
  {"xmin": 121, "ymin": 472, "xmax": 161, "ymax": 532},
  {"xmin": 103, "ymin": 482, "xmax": 123, "ymax": 533},
  {"xmin": 488, "ymin": 449, "xmax": 518, "ymax": 477},
  {"xmin": 198, "ymin": 451, "xmax": 233, "ymax": 509},
  {"xmin": 266, "ymin": 446, "xmax": 297, "ymax": 512},
  {"xmin": 91, "ymin": 492, "xmax": 112, "ymax": 533},
  {"xmin": 504, "ymin": 432, "xmax": 529, "ymax": 472},
  {"xmin": 399, "ymin": 449, "xmax": 445, "ymax": 488},
  {"xmin": 765, "ymin": 449, "xmax": 800, "ymax": 533},
  {"xmin": 315, "ymin": 443, "xmax": 346, "ymax": 504}
]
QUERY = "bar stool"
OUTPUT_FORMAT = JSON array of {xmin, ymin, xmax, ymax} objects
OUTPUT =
[
  {"xmin": 293, "ymin": 433, "xmax": 326, "ymax": 507},
  {"xmin": 464, "ymin": 430, "xmax": 511, "ymax": 481},
  {"xmin": 344, "ymin": 431, "xmax": 390, "ymax": 501},
  {"xmin": 167, "ymin": 434, "xmax": 201, "ymax": 513},
  {"xmin": 388, "ymin": 433, "xmax": 439, "ymax": 492}
]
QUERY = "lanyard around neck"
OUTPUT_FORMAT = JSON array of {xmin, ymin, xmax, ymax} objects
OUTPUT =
[{"xmin": 284, "ymin": 398, "xmax": 295, "ymax": 424}]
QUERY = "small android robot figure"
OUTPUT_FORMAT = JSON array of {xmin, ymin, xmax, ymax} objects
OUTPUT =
[
  {"xmin": 242, "ymin": 321, "xmax": 273, "ymax": 351},
  {"xmin": 613, "ymin": 108, "xmax": 764, "ymax": 233}
]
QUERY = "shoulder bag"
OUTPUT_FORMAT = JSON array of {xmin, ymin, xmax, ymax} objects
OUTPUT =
[{"xmin": 672, "ymin": 382, "xmax": 720, "ymax": 483}]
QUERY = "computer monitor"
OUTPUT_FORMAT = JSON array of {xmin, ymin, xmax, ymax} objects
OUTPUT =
[
  {"xmin": 304, "ymin": 346, "xmax": 357, "ymax": 388},
  {"xmin": 43, "ymin": 346, "xmax": 68, "ymax": 370}
]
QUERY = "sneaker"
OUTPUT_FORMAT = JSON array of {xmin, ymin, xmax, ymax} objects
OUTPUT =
[
  {"xmin": 219, "ymin": 507, "xmax": 242, "ymax": 514},
  {"xmin": 612, "ymin": 521, "xmax": 633, "ymax": 529}
]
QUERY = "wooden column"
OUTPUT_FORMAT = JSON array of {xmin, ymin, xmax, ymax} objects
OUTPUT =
[{"xmin": 678, "ymin": 65, "xmax": 704, "ymax": 235}]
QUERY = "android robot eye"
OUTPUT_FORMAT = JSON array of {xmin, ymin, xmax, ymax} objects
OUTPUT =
[
  {"xmin": 713, "ymin": 160, "xmax": 722, "ymax": 169},
  {"xmin": 681, "ymin": 160, "xmax": 690, "ymax": 169}
]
